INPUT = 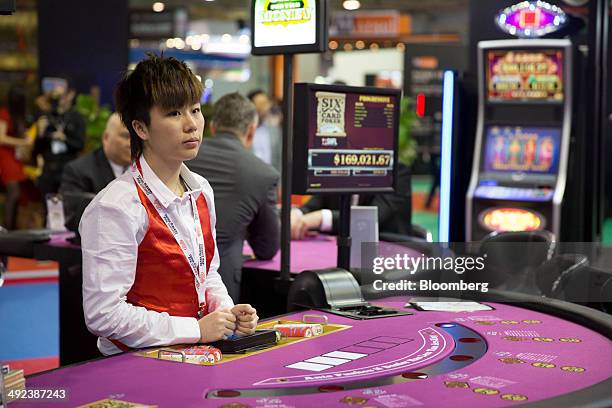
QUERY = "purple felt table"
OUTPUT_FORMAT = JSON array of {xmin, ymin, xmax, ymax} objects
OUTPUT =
[
  {"xmin": 14, "ymin": 300, "xmax": 612, "ymax": 408},
  {"xmin": 243, "ymin": 235, "xmax": 422, "ymax": 273}
]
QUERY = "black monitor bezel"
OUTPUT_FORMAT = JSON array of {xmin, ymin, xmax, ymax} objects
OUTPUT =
[
  {"xmin": 292, "ymin": 82, "xmax": 401, "ymax": 195},
  {"xmin": 250, "ymin": 0, "xmax": 328, "ymax": 56}
]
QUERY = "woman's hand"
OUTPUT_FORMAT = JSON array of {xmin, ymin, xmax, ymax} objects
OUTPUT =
[
  {"xmin": 197, "ymin": 309, "xmax": 236, "ymax": 343},
  {"xmin": 231, "ymin": 304, "xmax": 258, "ymax": 336}
]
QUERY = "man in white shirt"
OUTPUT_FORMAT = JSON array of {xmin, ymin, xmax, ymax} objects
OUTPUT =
[
  {"xmin": 60, "ymin": 113, "xmax": 131, "ymax": 232},
  {"xmin": 248, "ymin": 90, "xmax": 280, "ymax": 168},
  {"xmin": 80, "ymin": 54, "xmax": 258, "ymax": 356}
]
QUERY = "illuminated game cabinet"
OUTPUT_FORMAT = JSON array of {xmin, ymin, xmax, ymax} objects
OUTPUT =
[{"xmin": 466, "ymin": 39, "xmax": 572, "ymax": 241}]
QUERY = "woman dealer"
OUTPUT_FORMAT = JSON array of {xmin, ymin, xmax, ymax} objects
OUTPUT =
[{"xmin": 80, "ymin": 55, "xmax": 258, "ymax": 355}]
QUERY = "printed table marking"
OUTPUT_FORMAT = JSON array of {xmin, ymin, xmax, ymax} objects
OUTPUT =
[
  {"xmin": 323, "ymin": 351, "xmax": 367, "ymax": 360},
  {"xmin": 285, "ymin": 362, "xmax": 333, "ymax": 372},
  {"xmin": 356, "ymin": 341, "xmax": 398, "ymax": 350},
  {"xmin": 371, "ymin": 336, "xmax": 414, "ymax": 345},
  {"xmin": 516, "ymin": 353, "xmax": 557, "ymax": 362},
  {"xmin": 504, "ymin": 330, "xmax": 540, "ymax": 337},
  {"xmin": 257, "ymin": 328, "xmax": 448, "ymax": 386},
  {"xmin": 341, "ymin": 345, "xmax": 385, "ymax": 355},
  {"xmin": 305, "ymin": 356, "xmax": 351, "ymax": 366}
]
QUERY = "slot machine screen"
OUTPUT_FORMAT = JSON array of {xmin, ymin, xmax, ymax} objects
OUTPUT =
[
  {"xmin": 293, "ymin": 83, "xmax": 400, "ymax": 194},
  {"xmin": 483, "ymin": 126, "xmax": 561, "ymax": 176},
  {"xmin": 486, "ymin": 49, "xmax": 564, "ymax": 103}
]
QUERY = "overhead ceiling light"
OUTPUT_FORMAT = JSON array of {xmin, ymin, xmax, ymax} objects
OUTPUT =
[
  {"xmin": 152, "ymin": 2, "xmax": 165, "ymax": 12},
  {"xmin": 343, "ymin": 0, "xmax": 361, "ymax": 11}
]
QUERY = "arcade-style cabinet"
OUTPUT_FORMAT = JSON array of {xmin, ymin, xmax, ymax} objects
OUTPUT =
[{"xmin": 466, "ymin": 39, "xmax": 572, "ymax": 241}]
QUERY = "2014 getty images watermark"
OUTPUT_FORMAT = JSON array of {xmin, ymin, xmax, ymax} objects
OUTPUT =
[{"xmin": 370, "ymin": 253, "xmax": 490, "ymax": 293}]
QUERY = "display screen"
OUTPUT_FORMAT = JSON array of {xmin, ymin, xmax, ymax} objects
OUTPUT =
[
  {"xmin": 253, "ymin": 0, "xmax": 317, "ymax": 48},
  {"xmin": 296, "ymin": 85, "xmax": 399, "ymax": 193},
  {"xmin": 486, "ymin": 49, "xmax": 564, "ymax": 102},
  {"xmin": 479, "ymin": 207, "xmax": 545, "ymax": 232},
  {"xmin": 483, "ymin": 126, "xmax": 561, "ymax": 175}
]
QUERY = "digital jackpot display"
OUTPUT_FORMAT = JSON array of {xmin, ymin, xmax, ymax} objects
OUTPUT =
[
  {"xmin": 483, "ymin": 126, "xmax": 561, "ymax": 175},
  {"xmin": 487, "ymin": 49, "xmax": 564, "ymax": 102},
  {"xmin": 293, "ymin": 84, "xmax": 400, "ymax": 194},
  {"xmin": 251, "ymin": 0, "xmax": 326, "ymax": 54}
]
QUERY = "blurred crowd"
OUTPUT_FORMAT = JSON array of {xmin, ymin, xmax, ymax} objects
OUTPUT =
[{"xmin": 0, "ymin": 78, "xmax": 283, "ymax": 232}]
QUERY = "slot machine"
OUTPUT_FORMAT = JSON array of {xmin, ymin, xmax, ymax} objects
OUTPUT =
[{"xmin": 466, "ymin": 39, "xmax": 572, "ymax": 241}]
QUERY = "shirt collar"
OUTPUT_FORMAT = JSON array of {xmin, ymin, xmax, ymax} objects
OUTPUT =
[
  {"xmin": 139, "ymin": 156, "xmax": 202, "ymax": 209},
  {"xmin": 108, "ymin": 159, "xmax": 126, "ymax": 179}
]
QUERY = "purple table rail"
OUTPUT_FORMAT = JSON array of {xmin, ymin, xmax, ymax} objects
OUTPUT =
[
  {"xmin": 14, "ymin": 299, "xmax": 612, "ymax": 408},
  {"xmin": 243, "ymin": 235, "xmax": 422, "ymax": 273}
]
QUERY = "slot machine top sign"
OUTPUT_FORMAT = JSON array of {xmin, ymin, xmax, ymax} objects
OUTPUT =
[
  {"xmin": 487, "ymin": 49, "xmax": 564, "ymax": 102},
  {"xmin": 496, "ymin": 1, "xmax": 568, "ymax": 38}
]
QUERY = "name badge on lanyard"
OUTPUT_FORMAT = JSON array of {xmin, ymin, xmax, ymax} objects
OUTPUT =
[{"xmin": 130, "ymin": 159, "xmax": 207, "ymax": 300}]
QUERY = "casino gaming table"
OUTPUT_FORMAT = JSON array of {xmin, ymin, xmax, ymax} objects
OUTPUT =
[
  {"xmin": 13, "ymin": 294, "xmax": 612, "ymax": 408},
  {"xmin": 242, "ymin": 236, "xmax": 422, "ymax": 317}
]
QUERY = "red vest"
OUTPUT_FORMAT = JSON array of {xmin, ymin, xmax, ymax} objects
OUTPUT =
[{"xmin": 126, "ymin": 180, "xmax": 215, "ymax": 318}]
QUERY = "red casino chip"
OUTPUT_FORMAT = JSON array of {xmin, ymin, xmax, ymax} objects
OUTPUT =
[{"xmin": 184, "ymin": 345, "xmax": 223, "ymax": 363}]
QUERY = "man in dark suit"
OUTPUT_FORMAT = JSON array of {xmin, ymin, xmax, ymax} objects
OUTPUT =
[
  {"xmin": 59, "ymin": 113, "xmax": 130, "ymax": 231},
  {"xmin": 188, "ymin": 93, "xmax": 280, "ymax": 301},
  {"xmin": 291, "ymin": 163, "xmax": 413, "ymax": 239}
]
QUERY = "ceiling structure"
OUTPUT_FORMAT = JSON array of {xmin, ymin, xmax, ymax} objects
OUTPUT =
[{"xmin": 130, "ymin": 0, "xmax": 470, "ymax": 21}]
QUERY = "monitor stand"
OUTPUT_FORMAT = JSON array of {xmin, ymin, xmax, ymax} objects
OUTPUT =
[{"xmin": 337, "ymin": 194, "xmax": 351, "ymax": 271}]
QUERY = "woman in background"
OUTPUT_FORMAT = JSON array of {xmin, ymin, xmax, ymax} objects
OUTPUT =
[{"xmin": 0, "ymin": 85, "xmax": 32, "ymax": 230}]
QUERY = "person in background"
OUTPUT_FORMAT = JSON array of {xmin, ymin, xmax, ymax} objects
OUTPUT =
[
  {"xmin": 188, "ymin": 92, "xmax": 280, "ymax": 302},
  {"xmin": 80, "ymin": 55, "xmax": 258, "ymax": 356},
  {"xmin": 0, "ymin": 85, "xmax": 32, "ymax": 230},
  {"xmin": 291, "ymin": 163, "xmax": 413, "ymax": 239},
  {"xmin": 247, "ymin": 89, "xmax": 281, "ymax": 171},
  {"xmin": 33, "ymin": 78, "xmax": 86, "ymax": 198},
  {"xmin": 59, "ymin": 113, "xmax": 131, "ymax": 232}
]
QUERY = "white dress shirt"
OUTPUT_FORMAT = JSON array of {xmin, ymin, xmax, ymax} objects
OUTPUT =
[
  {"xmin": 292, "ymin": 208, "xmax": 333, "ymax": 232},
  {"xmin": 80, "ymin": 156, "xmax": 234, "ymax": 356},
  {"xmin": 252, "ymin": 124, "xmax": 272, "ymax": 165},
  {"xmin": 108, "ymin": 159, "xmax": 126, "ymax": 179}
]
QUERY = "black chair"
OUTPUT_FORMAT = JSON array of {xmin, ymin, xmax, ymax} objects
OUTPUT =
[
  {"xmin": 601, "ymin": 277, "xmax": 612, "ymax": 314},
  {"xmin": 536, "ymin": 255, "xmax": 612, "ymax": 313},
  {"xmin": 535, "ymin": 254, "xmax": 589, "ymax": 298},
  {"xmin": 356, "ymin": 234, "xmax": 454, "ymax": 286},
  {"xmin": 476, "ymin": 230, "xmax": 556, "ymax": 293}
]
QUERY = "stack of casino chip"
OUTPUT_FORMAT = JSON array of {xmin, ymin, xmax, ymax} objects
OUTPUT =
[
  {"xmin": 1, "ymin": 365, "xmax": 26, "ymax": 402},
  {"xmin": 273, "ymin": 323, "xmax": 324, "ymax": 338},
  {"xmin": 182, "ymin": 345, "xmax": 223, "ymax": 363}
]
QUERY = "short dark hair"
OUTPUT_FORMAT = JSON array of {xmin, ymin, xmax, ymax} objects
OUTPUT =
[
  {"xmin": 247, "ymin": 89, "xmax": 266, "ymax": 101},
  {"xmin": 114, "ymin": 53, "xmax": 203, "ymax": 161},
  {"xmin": 213, "ymin": 92, "xmax": 257, "ymax": 137}
]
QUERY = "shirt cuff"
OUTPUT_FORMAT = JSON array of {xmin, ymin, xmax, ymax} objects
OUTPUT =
[
  {"xmin": 170, "ymin": 316, "xmax": 202, "ymax": 344},
  {"xmin": 320, "ymin": 209, "xmax": 333, "ymax": 232}
]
